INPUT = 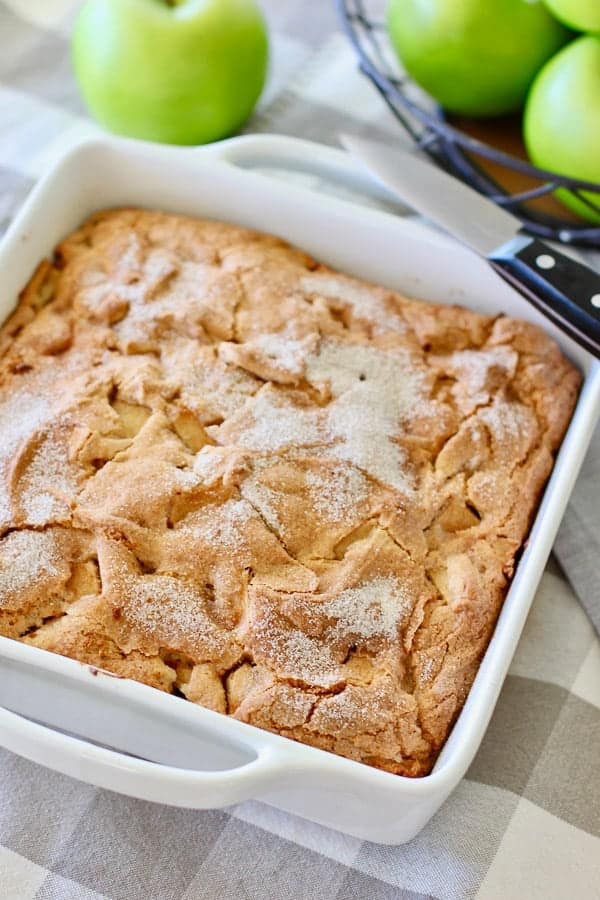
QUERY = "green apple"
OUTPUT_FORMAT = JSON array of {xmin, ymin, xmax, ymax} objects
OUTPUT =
[
  {"xmin": 543, "ymin": 0, "xmax": 600, "ymax": 34},
  {"xmin": 524, "ymin": 35, "xmax": 600, "ymax": 223},
  {"xmin": 72, "ymin": 0, "xmax": 268, "ymax": 145},
  {"xmin": 386, "ymin": 0, "xmax": 571, "ymax": 117}
]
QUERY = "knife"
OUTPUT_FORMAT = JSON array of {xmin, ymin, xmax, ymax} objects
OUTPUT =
[{"xmin": 340, "ymin": 134, "xmax": 600, "ymax": 359}]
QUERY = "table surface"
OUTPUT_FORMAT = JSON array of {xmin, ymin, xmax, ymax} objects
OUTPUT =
[{"xmin": 0, "ymin": 2, "xmax": 599, "ymax": 899}]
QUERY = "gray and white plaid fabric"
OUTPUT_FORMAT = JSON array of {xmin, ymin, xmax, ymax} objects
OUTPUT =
[{"xmin": 0, "ymin": 2, "xmax": 599, "ymax": 898}]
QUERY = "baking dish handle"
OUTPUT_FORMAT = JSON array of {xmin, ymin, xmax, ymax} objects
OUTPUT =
[
  {"xmin": 206, "ymin": 133, "xmax": 410, "ymax": 211},
  {"xmin": 0, "ymin": 640, "xmax": 296, "ymax": 808},
  {"xmin": 0, "ymin": 702, "xmax": 288, "ymax": 808}
]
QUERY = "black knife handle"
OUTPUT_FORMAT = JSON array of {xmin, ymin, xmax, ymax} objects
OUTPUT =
[{"xmin": 489, "ymin": 233, "xmax": 600, "ymax": 360}]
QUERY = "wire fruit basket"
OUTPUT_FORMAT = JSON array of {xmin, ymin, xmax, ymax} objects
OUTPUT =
[{"xmin": 336, "ymin": 0, "xmax": 600, "ymax": 248}]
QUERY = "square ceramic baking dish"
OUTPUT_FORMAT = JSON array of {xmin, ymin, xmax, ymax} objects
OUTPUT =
[{"xmin": 0, "ymin": 134, "xmax": 598, "ymax": 846}]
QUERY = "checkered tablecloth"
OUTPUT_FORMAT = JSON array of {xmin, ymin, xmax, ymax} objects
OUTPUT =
[{"xmin": 0, "ymin": 2, "xmax": 599, "ymax": 898}]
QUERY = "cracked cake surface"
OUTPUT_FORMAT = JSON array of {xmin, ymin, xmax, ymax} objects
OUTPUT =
[{"xmin": 0, "ymin": 209, "xmax": 581, "ymax": 776}]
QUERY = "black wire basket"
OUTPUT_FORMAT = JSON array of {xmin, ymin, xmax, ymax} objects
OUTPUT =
[{"xmin": 336, "ymin": 0, "xmax": 600, "ymax": 248}]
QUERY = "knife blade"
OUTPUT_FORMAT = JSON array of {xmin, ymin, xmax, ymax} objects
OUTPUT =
[{"xmin": 340, "ymin": 133, "xmax": 600, "ymax": 359}]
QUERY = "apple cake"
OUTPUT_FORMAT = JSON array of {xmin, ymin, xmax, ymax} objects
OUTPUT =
[{"xmin": 0, "ymin": 209, "xmax": 581, "ymax": 776}]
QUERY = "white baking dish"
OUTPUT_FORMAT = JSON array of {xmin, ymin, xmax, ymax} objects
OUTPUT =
[{"xmin": 0, "ymin": 134, "xmax": 598, "ymax": 845}]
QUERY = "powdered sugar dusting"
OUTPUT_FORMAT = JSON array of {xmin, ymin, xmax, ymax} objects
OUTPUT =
[
  {"xmin": 172, "ymin": 467, "xmax": 202, "ymax": 490},
  {"xmin": 305, "ymin": 465, "xmax": 369, "ymax": 523},
  {"xmin": 241, "ymin": 457, "xmax": 370, "ymax": 534},
  {"xmin": 230, "ymin": 342, "xmax": 426, "ymax": 493},
  {"xmin": 254, "ymin": 604, "xmax": 341, "ymax": 689},
  {"xmin": 241, "ymin": 462, "xmax": 283, "ymax": 534},
  {"xmin": 468, "ymin": 469, "xmax": 498, "ymax": 506},
  {"xmin": 417, "ymin": 655, "xmax": 437, "ymax": 686},
  {"xmin": 448, "ymin": 347, "xmax": 516, "ymax": 390},
  {"xmin": 300, "ymin": 274, "xmax": 405, "ymax": 334},
  {"xmin": 115, "ymin": 233, "xmax": 143, "ymax": 280},
  {"xmin": 192, "ymin": 445, "xmax": 231, "ymax": 483},
  {"xmin": 0, "ymin": 529, "xmax": 59, "ymax": 605},
  {"xmin": 328, "ymin": 390, "xmax": 409, "ymax": 490},
  {"xmin": 480, "ymin": 398, "xmax": 531, "ymax": 442},
  {"xmin": 321, "ymin": 576, "xmax": 410, "ymax": 642},
  {"xmin": 0, "ymin": 389, "xmax": 52, "ymax": 527},
  {"xmin": 21, "ymin": 436, "xmax": 76, "ymax": 525},
  {"xmin": 309, "ymin": 341, "xmax": 426, "ymax": 491},
  {"xmin": 235, "ymin": 388, "xmax": 323, "ymax": 452},
  {"xmin": 305, "ymin": 342, "xmax": 394, "ymax": 396},
  {"xmin": 190, "ymin": 357, "xmax": 259, "ymax": 419},
  {"xmin": 118, "ymin": 571, "xmax": 229, "ymax": 655},
  {"xmin": 444, "ymin": 347, "xmax": 518, "ymax": 411},
  {"xmin": 0, "ymin": 350, "xmax": 86, "ymax": 528},
  {"xmin": 254, "ymin": 576, "xmax": 412, "ymax": 689},
  {"xmin": 80, "ymin": 244, "xmax": 176, "ymax": 320},
  {"xmin": 186, "ymin": 498, "xmax": 254, "ymax": 550},
  {"xmin": 251, "ymin": 333, "xmax": 311, "ymax": 377},
  {"xmin": 277, "ymin": 628, "xmax": 340, "ymax": 688}
]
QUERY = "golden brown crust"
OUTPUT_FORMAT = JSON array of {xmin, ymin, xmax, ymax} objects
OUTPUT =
[{"xmin": 0, "ymin": 209, "xmax": 581, "ymax": 776}]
